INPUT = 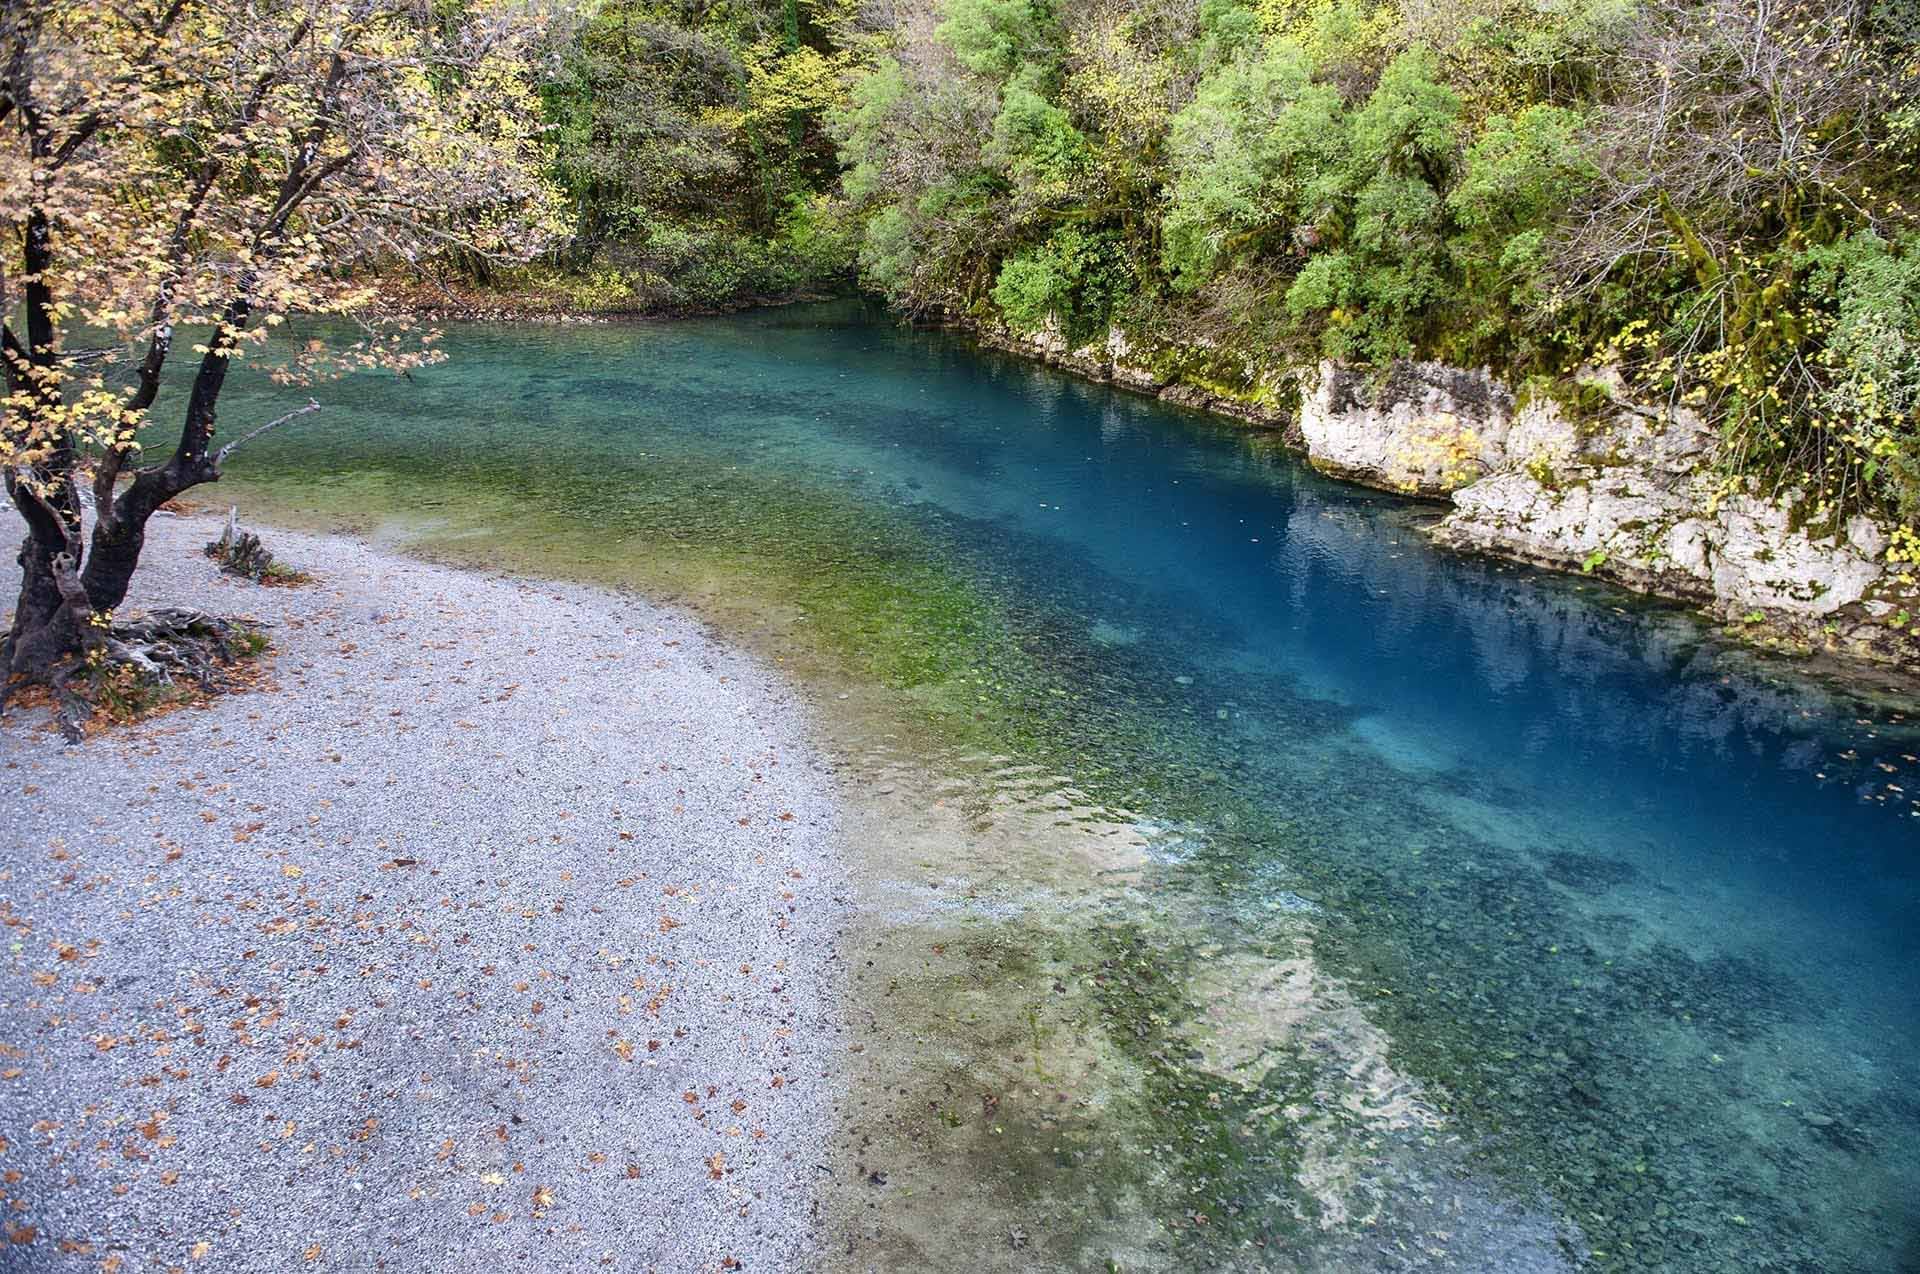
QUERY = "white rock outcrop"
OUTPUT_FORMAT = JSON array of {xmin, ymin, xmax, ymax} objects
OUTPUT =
[
  {"xmin": 1297, "ymin": 361, "xmax": 1520, "ymax": 496},
  {"xmin": 1353, "ymin": 364, "xmax": 1920, "ymax": 671},
  {"xmin": 974, "ymin": 317, "xmax": 1291, "ymax": 424}
]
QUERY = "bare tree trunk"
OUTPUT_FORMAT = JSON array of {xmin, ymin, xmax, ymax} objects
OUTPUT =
[
  {"xmin": 2, "ymin": 206, "xmax": 87, "ymax": 689},
  {"xmin": 3, "ymin": 528, "xmax": 78, "ymax": 679},
  {"xmin": 80, "ymin": 302, "xmax": 246, "ymax": 615},
  {"xmin": 6, "ymin": 296, "xmax": 247, "ymax": 702}
]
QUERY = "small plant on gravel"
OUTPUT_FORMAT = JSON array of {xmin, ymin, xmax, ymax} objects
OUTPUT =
[{"xmin": 205, "ymin": 512, "xmax": 312, "ymax": 586}]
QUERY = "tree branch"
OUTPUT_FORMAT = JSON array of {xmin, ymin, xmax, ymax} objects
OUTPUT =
[{"xmin": 212, "ymin": 399, "xmax": 320, "ymax": 466}]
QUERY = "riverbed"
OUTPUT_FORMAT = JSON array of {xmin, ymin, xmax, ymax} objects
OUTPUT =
[{"xmin": 193, "ymin": 302, "xmax": 1920, "ymax": 1271}]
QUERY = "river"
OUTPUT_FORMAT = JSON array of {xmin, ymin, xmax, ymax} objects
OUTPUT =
[{"xmin": 202, "ymin": 302, "xmax": 1918, "ymax": 1272}]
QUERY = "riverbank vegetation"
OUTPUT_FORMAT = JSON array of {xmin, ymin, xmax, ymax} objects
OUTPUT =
[
  {"xmin": 520, "ymin": 0, "xmax": 1920, "ymax": 529},
  {"xmin": 530, "ymin": 0, "xmax": 863, "ymax": 311}
]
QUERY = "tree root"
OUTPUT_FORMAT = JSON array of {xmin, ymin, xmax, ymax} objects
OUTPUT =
[{"xmin": 39, "ymin": 608, "xmax": 270, "ymax": 742}]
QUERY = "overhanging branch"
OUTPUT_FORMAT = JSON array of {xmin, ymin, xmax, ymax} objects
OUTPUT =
[{"xmin": 212, "ymin": 398, "xmax": 320, "ymax": 465}]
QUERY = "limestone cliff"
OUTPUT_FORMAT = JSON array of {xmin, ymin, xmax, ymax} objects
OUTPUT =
[
  {"xmin": 973, "ymin": 317, "xmax": 1292, "ymax": 426},
  {"xmin": 1302, "ymin": 360, "xmax": 1918, "ymax": 674}
]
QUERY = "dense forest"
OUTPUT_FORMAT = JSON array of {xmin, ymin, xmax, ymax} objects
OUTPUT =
[{"xmin": 521, "ymin": 0, "xmax": 1920, "ymax": 528}]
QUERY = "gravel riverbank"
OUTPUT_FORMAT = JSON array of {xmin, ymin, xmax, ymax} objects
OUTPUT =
[{"xmin": 0, "ymin": 511, "xmax": 848, "ymax": 1273}]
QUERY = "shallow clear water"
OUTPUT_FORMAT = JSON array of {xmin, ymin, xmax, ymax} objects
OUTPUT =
[{"xmin": 200, "ymin": 303, "xmax": 1918, "ymax": 1271}]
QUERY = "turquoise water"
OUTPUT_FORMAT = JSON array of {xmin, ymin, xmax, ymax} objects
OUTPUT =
[{"xmin": 201, "ymin": 304, "xmax": 1918, "ymax": 1270}]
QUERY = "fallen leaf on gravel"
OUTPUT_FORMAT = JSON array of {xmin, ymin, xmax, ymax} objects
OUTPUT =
[
  {"xmin": 190, "ymin": 1242, "xmax": 210, "ymax": 1260},
  {"xmin": 304, "ymin": 1244, "xmax": 322, "ymax": 1261},
  {"xmin": 256, "ymin": 1071, "xmax": 279, "ymax": 1088},
  {"xmin": 707, "ymin": 1152, "xmax": 725, "ymax": 1179},
  {"xmin": 281, "ymin": 864, "xmax": 302, "ymax": 878},
  {"xmin": 659, "ymin": 916, "xmax": 681, "ymax": 933},
  {"xmin": 612, "ymin": 1039, "xmax": 634, "ymax": 1062},
  {"xmin": 532, "ymin": 1185, "xmax": 554, "ymax": 1209},
  {"xmin": 5, "ymin": 1222, "xmax": 36, "ymax": 1244}
]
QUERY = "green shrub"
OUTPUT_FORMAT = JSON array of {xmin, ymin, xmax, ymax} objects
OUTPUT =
[
  {"xmin": 991, "ymin": 227, "xmax": 1134, "ymax": 342},
  {"xmin": 1162, "ymin": 41, "xmax": 1344, "ymax": 290},
  {"xmin": 1799, "ymin": 233, "xmax": 1920, "ymax": 521}
]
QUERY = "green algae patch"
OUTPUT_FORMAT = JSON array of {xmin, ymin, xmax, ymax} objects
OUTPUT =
[
  {"xmin": 815, "ymin": 759, "xmax": 1180, "ymax": 1271},
  {"xmin": 212, "ymin": 454, "xmax": 1032, "ymax": 746}
]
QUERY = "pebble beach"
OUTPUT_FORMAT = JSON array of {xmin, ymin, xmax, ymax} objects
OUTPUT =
[{"xmin": 0, "ymin": 512, "xmax": 847, "ymax": 1273}]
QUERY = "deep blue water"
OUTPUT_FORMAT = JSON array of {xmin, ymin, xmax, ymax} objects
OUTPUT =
[{"xmin": 206, "ymin": 303, "xmax": 1920, "ymax": 1271}]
